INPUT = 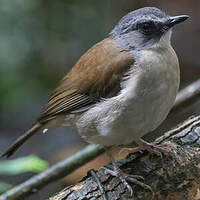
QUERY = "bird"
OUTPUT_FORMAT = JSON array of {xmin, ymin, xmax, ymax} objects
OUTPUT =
[{"xmin": 1, "ymin": 7, "xmax": 189, "ymax": 196}]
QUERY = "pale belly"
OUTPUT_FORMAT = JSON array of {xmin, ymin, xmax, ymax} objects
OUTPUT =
[
  {"xmin": 77, "ymin": 83, "xmax": 178, "ymax": 146},
  {"xmin": 73, "ymin": 47, "xmax": 180, "ymax": 146}
]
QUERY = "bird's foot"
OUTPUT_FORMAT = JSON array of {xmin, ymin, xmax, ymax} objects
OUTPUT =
[
  {"xmin": 102, "ymin": 164, "xmax": 153, "ymax": 197},
  {"xmin": 122, "ymin": 139, "xmax": 172, "ymax": 157}
]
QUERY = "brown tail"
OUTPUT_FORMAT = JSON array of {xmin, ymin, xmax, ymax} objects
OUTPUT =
[{"xmin": 1, "ymin": 123, "xmax": 42, "ymax": 158}]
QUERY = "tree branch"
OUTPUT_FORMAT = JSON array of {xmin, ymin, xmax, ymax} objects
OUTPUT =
[
  {"xmin": 0, "ymin": 79, "xmax": 200, "ymax": 200},
  {"xmin": 50, "ymin": 115, "xmax": 200, "ymax": 200},
  {"xmin": 0, "ymin": 145, "xmax": 104, "ymax": 200},
  {"xmin": 173, "ymin": 79, "xmax": 200, "ymax": 111}
]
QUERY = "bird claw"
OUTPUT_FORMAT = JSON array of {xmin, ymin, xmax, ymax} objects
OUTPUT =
[
  {"xmin": 122, "ymin": 140, "xmax": 174, "ymax": 157},
  {"xmin": 140, "ymin": 141, "xmax": 174, "ymax": 157},
  {"xmin": 102, "ymin": 166, "xmax": 153, "ymax": 197}
]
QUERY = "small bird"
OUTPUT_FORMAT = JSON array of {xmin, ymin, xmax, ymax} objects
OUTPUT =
[{"xmin": 2, "ymin": 7, "xmax": 188, "ymax": 195}]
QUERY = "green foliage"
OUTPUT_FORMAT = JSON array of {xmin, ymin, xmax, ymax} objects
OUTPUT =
[
  {"xmin": 0, "ymin": 155, "xmax": 48, "ymax": 175},
  {"xmin": 0, "ymin": 155, "xmax": 48, "ymax": 193},
  {"xmin": 0, "ymin": 182, "xmax": 12, "ymax": 194}
]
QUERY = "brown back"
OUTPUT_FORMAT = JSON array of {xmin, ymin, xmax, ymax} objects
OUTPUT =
[{"xmin": 38, "ymin": 38, "xmax": 134, "ymax": 123}]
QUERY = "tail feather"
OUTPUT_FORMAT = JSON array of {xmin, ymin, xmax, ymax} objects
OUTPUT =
[{"xmin": 1, "ymin": 123, "xmax": 42, "ymax": 158}]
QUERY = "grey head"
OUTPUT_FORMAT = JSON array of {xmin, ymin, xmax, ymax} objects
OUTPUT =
[{"xmin": 110, "ymin": 7, "xmax": 189, "ymax": 50}]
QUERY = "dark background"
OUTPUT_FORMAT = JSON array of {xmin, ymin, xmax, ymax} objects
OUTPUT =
[{"xmin": 0, "ymin": 0, "xmax": 200, "ymax": 199}]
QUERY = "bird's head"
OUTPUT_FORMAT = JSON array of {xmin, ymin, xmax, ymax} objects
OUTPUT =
[{"xmin": 110, "ymin": 7, "xmax": 189, "ymax": 50}]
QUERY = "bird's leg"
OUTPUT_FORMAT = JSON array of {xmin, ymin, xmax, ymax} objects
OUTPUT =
[
  {"xmin": 89, "ymin": 169, "xmax": 108, "ymax": 200},
  {"xmin": 125, "ymin": 139, "xmax": 172, "ymax": 156},
  {"xmin": 103, "ymin": 147, "xmax": 153, "ymax": 197}
]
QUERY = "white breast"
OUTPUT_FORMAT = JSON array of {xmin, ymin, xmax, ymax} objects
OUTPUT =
[{"xmin": 76, "ymin": 33, "xmax": 180, "ymax": 146}]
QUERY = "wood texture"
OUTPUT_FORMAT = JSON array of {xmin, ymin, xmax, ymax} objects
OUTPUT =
[{"xmin": 49, "ymin": 116, "xmax": 200, "ymax": 200}]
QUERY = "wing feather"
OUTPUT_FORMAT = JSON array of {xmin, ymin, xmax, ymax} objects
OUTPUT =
[{"xmin": 38, "ymin": 38, "xmax": 134, "ymax": 123}]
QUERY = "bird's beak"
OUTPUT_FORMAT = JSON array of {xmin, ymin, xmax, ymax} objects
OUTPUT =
[{"xmin": 167, "ymin": 15, "xmax": 189, "ymax": 28}]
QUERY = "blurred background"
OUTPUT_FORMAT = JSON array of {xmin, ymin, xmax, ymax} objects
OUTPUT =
[{"xmin": 0, "ymin": 0, "xmax": 199, "ymax": 199}]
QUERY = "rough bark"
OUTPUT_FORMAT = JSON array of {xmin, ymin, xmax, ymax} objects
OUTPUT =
[{"xmin": 50, "ymin": 116, "xmax": 200, "ymax": 200}]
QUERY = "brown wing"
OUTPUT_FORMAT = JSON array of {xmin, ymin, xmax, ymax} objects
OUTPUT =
[{"xmin": 38, "ymin": 38, "xmax": 134, "ymax": 123}]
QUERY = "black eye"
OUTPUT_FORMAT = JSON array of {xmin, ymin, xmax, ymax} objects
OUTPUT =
[{"xmin": 138, "ymin": 22, "xmax": 157, "ymax": 34}]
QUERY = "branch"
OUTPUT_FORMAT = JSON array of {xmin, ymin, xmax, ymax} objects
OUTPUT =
[
  {"xmin": 0, "ymin": 79, "xmax": 200, "ymax": 200},
  {"xmin": 50, "ymin": 116, "xmax": 200, "ymax": 200},
  {"xmin": 0, "ymin": 145, "xmax": 104, "ymax": 200},
  {"xmin": 173, "ymin": 79, "xmax": 200, "ymax": 111}
]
